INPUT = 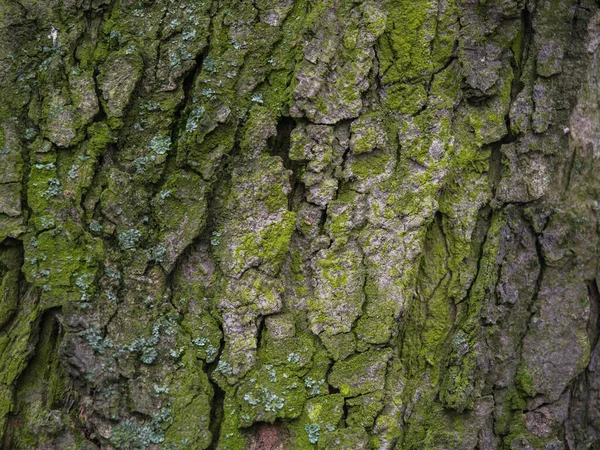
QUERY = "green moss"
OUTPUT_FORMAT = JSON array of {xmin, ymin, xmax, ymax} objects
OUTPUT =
[
  {"xmin": 436, "ymin": 212, "xmax": 505, "ymax": 413},
  {"xmin": 27, "ymin": 146, "xmax": 59, "ymax": 215},
  {"xmin": 2, "ymin": 312, "xmax": 80, "ymax": 449},
  {"xmin": 24, "ymin": 224, "xmax": 103, "ymax": 307},
  {"xmin": 328, "ymin": 348, "xmax": 391, "ymax": 397},
  {"xmin": 309, "ymin": 242, "xmax": 365, "ymax": 335},
  {"xmin": 153, "ymin": 169, "xmax": 208, "ymax": 270},
  {"xmin": 462, "ymin": 211, "xmax": 505, "ymax": 332},
  {"xmin": 514, "ymin": 368, "xmax": 536, "ymax": 397},
  {"xmin": 346, "ymin": 391, "xmax": 384, "ymax": 429},
  {"xmin": 320, "ymin": 332, "xmax": 357, "ymax": 361},
  {"xmin": 302, "ymin": 344, "xmax": 332, "ymax": 399},
  {"xmin": 385, "ymin": 83, "xmax": 428, "ymax": 114},
  {"xmin": 317, "ymin": 427, "xmax": 370, "ymax": 450},
  {"xmin": 234, "ymin": 211, "xmax": 296, "ymax": 275},
  {"xmin": 289, "ymin": 245, "xmax": 310, "ymax": 296},
  {"xmin": 346, "ymin": 150, "xmax": 393, "ymax": 181},
  {"xmin": 353, "ymin": 315, "xmax": 394, "ymax": 345},
  {"xmin": 265, "ymin": 313, "xmax": 297, "ymax": 340},
  {"xmin": 397, "ymin": 214, "xmax": 454, "ymax": 385},
  {"xmin": 0, "ymin": 0, "xmax": 581, "ymax": 447},
  {"xmin": 263, "ymin": 183, "xmax": 289, "ymax": 215},
  {"xmin": 493, "ymin": 388, "xmax": 527, "ymax": 437},
  {"xmin": 213, "ymin": 391, "xmax": 247, "ymax": 450},
  {"xmin": 468, "ymin": 106, "xmax": 508, "ymax": 147},
  {"xmin": 163, "ymin": 352, "xmax": 213, "ymax": 449},
  {"xmin": 181, "ymin": 312, "xmax": 222, "ymax": 363},
  {"xmin": 290, "ymin": 394, "xmax": 344, "ymax": 448},
  {"xmin": 502, "ymin": 413, "xmax": 546, "ymax": 450},
  {"xmin": 468, "ymin": 64, "xmax": 513, "ymax": 146},
  {"xmin": 376, "ymin": 0, "xmax": 437, "ymax": 84},
  {"xmin": 439, "ymin": 353, "xmax": 477, "ymax": 412},
  {"xmin": 87, "ymin": 122, "xmax": 118, "ymax": 157},
  {"xmin": 324, "ymin": 190, "xmax": 360, "ymax": 238},
  {"xmin": 181, "ymin": 122, "xmax": 237, "ymax": 180},
  {"xmin": 438, "ymin": 151, "xmax": 491, "ymax": 303},
  {"xmin": 258, "ymin": 332, "xmax": 316, "ymax": 375},
  {"xmin": 0, "ymin": 268, "xmax": 20, "ymax": 329},
  {"xmin": 315, "ymin": 245, "xmax": 357, "ymax": 291}
]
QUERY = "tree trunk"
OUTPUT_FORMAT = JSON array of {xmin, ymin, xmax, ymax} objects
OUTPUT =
[{"xmin": 1, "ymin": 0, "xmax": 599, "ymax": 448}]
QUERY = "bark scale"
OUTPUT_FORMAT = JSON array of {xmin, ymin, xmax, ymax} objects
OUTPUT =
[{"xmin": 0, "ymin": 0, "xmax": 599, "ymax": 449}]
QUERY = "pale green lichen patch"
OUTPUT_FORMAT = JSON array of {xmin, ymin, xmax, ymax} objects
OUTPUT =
[
  {"xmin": 290, "ymin": 394, "xmax": 344, "ymax": 447},
  {"xmin": 181, "ymin": 312, "xmax": 222, "ymax": 363},
  {"xmin": 236, "ymin": 364, "xmax": 307, "ymax": 426},
  {"xmin": 24, "ymin": 226, "xmax": 103, "ymax": 306}
]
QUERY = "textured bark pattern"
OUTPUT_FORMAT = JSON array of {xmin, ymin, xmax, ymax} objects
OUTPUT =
[{"xmin": 0, "ymin": 0, "xmax": 599, "ymax": 449}]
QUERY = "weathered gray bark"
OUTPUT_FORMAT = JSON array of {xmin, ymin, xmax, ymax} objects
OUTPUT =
[{"xmin": 1, "ymin": 0, "xmax": 600, "ymax": 448}]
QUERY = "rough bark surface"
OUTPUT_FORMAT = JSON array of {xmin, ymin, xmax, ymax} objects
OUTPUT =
[{"xmin": 1, "ymin": 0, "xmax": 600, "ymax": 449}]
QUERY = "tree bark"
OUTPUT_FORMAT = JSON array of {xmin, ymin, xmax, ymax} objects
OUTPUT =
[{"xmin": 1, "ymin": 0, "xmax": 600, "ymax": 448}]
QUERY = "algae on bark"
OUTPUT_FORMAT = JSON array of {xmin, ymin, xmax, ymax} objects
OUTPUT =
[{"xmin": 1, "ymin": 0, "xmax": 600, "ymax": 449}]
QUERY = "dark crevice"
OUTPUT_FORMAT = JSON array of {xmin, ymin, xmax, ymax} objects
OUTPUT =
[
  {"xmin": 207, "ymin": 381, "xmax": 225, "ymax": 450},
  {"xmin": 318, "ymin": 206, "xmax": 328, "ymax": 235},
  {"xmin": 486, "ymin": 0, "xmax": 531, "ymax": 200},
  {"xmin": 269, "ymin": 116, "xmax": 296, "ymax": 167},
  {"xmin": 587, "ymin": 278, "xmax": 600, "ymax": 348},
  {"xmin": 91, "ymin": 59, "xmax": 108, "ymax": 125},
  {"xmin": 563, "ymin": 144, "xmax": 579, "ymax": 194},
  {"xmin": 489, "ymin": 51, "xmax": 526, "ymax": 199},
  {"xmin": 150, "ymin": 46, "xmax": 208, "ymax": 199},
  {"xmin": 20, "ymin": 124, "xmax": 34, "ymax": 233},
  {"xmin": 2, "ymin": 308, "xmax": 70, "ymax": 449},
  {"xmin": 455, "ymin": 205, "xmax": 493, "ymax": 306},
  {"xmin": 489, "ymin": 140, "xmax": 504, "ymax": 199},
  {"xmin": 436, "ymin": 211, "xmax": 450, "ymax": 259},
  {"xmin": 513, "ymin": 227, "xmax": 547, "ymax": 402},
  {"xmin": 171, "ymin": 49, "xmax": 207, "ymax": 150},
  {"xmin": 256, "ymin": 315, "xmax": 267, "ymax": 351},
  {"xmin": 206, "ymin": 320, "xmax": 226, "ymax": 450},
  {"xmin": 140, "ymin": 52, "xmax": 208, "ymax": 271},
  {"xmin": 268, "ymin": 116, "xmax": 302, "ymax": 211},
  {"xmin": 146, "ymin": 43, "xmax": 213, "ymax": 277},
  {"xmin": 371, "ymin": 41, "xmax": 384, "ymax": 105},
  {"xmin": 151, "ymin": 1, "xmax": 172, "ymax": 79},
  {"xmin": 341, "ymin": 399, "xmax": 349, "ymax": 425},
  {"xmin": 520, "ymin": 5, "xmax": 535, "ymax": 80},
  {"xmin": 416, "ymin": 52, "xmax": 458, "ymax": 116}
]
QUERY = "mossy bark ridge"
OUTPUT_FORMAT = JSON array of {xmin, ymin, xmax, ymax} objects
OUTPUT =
[{"xmin": 0, "ymin": 0, "xmax": 599, "ymax": 449}]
